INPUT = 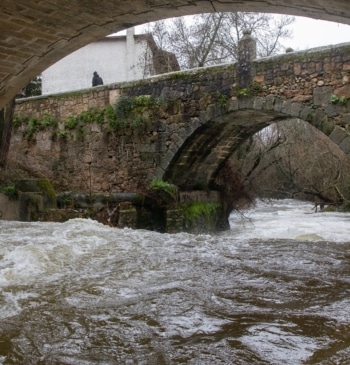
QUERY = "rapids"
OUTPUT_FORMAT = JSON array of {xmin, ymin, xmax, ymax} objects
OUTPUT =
[{"xmin": 0, "ymin": 199, "xmax": 349, "ymax": 364}]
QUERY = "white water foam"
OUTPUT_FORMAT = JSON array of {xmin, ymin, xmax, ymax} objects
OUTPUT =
[{"xmin": 229, "ymin": 199, "xmax": 350, "ymax": 242}]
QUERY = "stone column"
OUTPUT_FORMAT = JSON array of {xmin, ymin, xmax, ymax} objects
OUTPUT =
[{"xmin": 237, "ymin": 29, "xmax": 257, "ymax": 88}]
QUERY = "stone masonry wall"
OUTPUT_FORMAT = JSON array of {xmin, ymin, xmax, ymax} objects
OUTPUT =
[{"xmin": 9, "ymin": 44, "xmax": 350, "ymax": 194}]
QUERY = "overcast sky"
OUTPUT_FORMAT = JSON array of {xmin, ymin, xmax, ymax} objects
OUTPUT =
[
  {"xmin": 287, "ymin": 16, "xmax": 350, "ymax": 51},
  {"xmin": 126, "ymin": 15, "xmax": 350, "ymax": 52}
]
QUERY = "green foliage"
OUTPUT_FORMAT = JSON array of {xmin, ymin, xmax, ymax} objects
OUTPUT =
[
  {"xmin": 117, "ymin": 95, "xmax": 155, "ymax": 114},
  {"xmin": 77, "ymin": 126, "xmax": 85, "ymax": 141},
  {"xmin": 113, "ymin": 95, "xmax": 159, "ymax": 130},
  {"xmin": 14, "ymin": 106, "xmax": 117, "ymax": 140},
  {"xmin": 21, "ymin": 76, "xmax": 42, "ymax": 97},
  {"xmin": 42, "ymin": 112, "xmax": 57, "ymax": 127},
  {"xmin": 65, "ymin": 115, "xmax": 78, "ymax": 129},
  {"xmin": 24, "ymin": 117, "xmax": 40, "ymax": 140},
  {"xmin": 251, "ymin": 82, "xmax": 263, "ymax": 93},
  {"xmin": 340, "ymin": 96, "xmax": 348, "ymax": 105},
  {"xmin": 133, "ymin": 95, "xmax": 156, "ymax": 109},
  {"xmin": 115, "ymin": 95, "xmax": 134, "ymax": 120},
  {"xmin": 330, "ymin": 94, "xmax": 347, "ymax": 105},
  {"xmin": 0, "ymin": 185, "xmax": 19, "ymax": 200},
  {"xmin": 132, "ymin": 116, "xmax": 146, "ymax": 128},
  {"xmin": 13, "ymin": 114, "xmax": 23, "ymax": 128},
  {"xmin": 330, "ymin": 94, "xmax": 339, "ymax": 104},
  {"xmin": 65, "ymin": 109, "xmax": 106, "ymax": 129},
  {"xmin": 157, "ymin": 96, "xmax": 181, "ymax": 113},
  {"xmin": 36, "ymin": 179, "xmax": 56, "ymax": 203},
  {"xmin": 59, "ymin": 130, "xmax": 67, "ymax": 138},
  {"xmin": 149, "ymin": 179, "xmax": 177, "ymax": 198},
  {"xmin": 216, "ymin": 92, "xmax": 228, "ymax": 106},
  {"xmin": 182, "ymin": 201, "xmax": 221, "ymax": 221},
  {"xmin": 81, "ymin": 108, "xmax": 105, "ymax": 124},
  {"xmin": 13, "ymin": 112, "xmax": 57, "ymax": 140},
  {"xmin": 105, "ymin": 105, "xmax": 117, "ymax": 126},
  {"xmin": 237, "ymin": 88, "xmax": 251, "ymax": 97},
  {"xmin": 107, "ymin": 118, "xmax": 123, "ymax": 130},
  {"xmin": 234, "ymin": 84, "xmax": 262, "ymax": 98},
  {"xmin": 13, "ymin": 87, "xmax": 230, "ymax": 140},
  {"xmin": 168, "ymin": 71, "xmax": 187, "ymax": 79}
]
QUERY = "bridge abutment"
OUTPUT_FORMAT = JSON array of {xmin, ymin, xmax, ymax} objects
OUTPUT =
[{"xmin": 0, "ymin": 184, "xmax": 229, "ymax": 233}]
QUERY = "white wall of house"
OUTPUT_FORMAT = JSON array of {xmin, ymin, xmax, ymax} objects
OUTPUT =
[{"xmin": 41, "ymin": 28, "xmax": 152, "ymax": 95}]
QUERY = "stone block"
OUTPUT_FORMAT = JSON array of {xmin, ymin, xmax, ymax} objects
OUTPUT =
[
  {"xmin": 313, "ymin": 86, "xmax": 333, "ymax": 106},
  {"xmin": 0, "ymin": 193, "xmax": 19, "ymax": 220},
  {"xmin": 253, "ymin": 96, "xmax": 265, "ymax": 110},
  {"xmin": 340, "ymin": 113, "xmax": 350, "ymax": 125},
  {"xmin": 290, "ymin": 102, "xmax": 302, "ymax": 117},
  {"xmin": 118, "ymin": 202, "xmax": 137, "ymax": 229},
  {"xmin": 165, "ymin": 209, "xmax": 184, "ymax": 233},
  {"xmin": 339, "ymin": 136, "xmax": 350, "ymax": 154},
  {"xmin": 329, "ymin": 126, "xmax": 348, "ymax": 145},
  {"xmin": 18, "ymin": 192, "xmax": 44, "ymax": 221},
  {"xmin": 264, "ymin": 95, "xmax": 275, "ymax": 111}
]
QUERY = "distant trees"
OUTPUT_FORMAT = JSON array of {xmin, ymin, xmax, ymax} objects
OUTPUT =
[
  {"xmin": 148, "ymin": 12, "xmax": 294, "ymax": 69},
  {"xmin": 230, "ymin": 119, "xmax": 350, "ymax": 206},
  {"xmin": 21, "ymin": 76, "xmax": 42, "ymax": 97}
]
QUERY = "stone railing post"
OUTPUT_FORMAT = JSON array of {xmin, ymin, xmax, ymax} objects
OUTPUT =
[{"xmin": 237, "ymin": 29, "xmax": 257, "ymax": 88}]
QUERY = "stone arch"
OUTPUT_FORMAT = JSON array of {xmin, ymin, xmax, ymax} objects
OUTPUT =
[
  {"xmin": 161, "ymin": 95, "xmax": 350, "ymax": 189},
  {"xmin": 2, "ymin": 1, "xmax": 350, "ymax": 108},
  {"xmin": 162, "ymin": 108, "xmax": 287, "ymax": 189}
]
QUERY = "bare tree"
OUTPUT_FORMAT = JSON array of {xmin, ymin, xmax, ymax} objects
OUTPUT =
[
  {"xmin": 148, "ymin": 12, "xmax": 295, "ymax": 69},
  {"xmin": 232, "ymin": 119, "xmax": 350, "ymax": 206}
]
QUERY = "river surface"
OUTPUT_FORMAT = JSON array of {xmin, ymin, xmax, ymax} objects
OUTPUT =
[{"xmin": 0, "ymin": 199, "xmax": 350, "ymax": 364}]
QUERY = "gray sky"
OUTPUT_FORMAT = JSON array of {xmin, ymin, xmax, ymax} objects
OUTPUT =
[
  {"xmin": 127, "ymin": 15, "xmax": 350, "ymax": 52},
  {"xmin": 287, "ymin": 16, "xmax": 350, "ymax": 51}
]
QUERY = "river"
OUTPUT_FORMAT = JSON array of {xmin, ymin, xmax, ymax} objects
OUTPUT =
[{"xmin": 0, "ymin": 199, "xmax": 349, "ymax": 364}]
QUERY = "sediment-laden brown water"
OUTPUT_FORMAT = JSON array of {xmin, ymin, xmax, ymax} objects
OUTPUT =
[{"xmin": 0, "ymin": 199, "xmax": 349, "ymax": 364}]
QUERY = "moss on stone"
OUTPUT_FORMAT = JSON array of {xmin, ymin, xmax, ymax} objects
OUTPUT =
[
  {"xmin": 36, "ymin": 179, "xmax": 56, "ymax": 207},
  {"xmin": 16, "ymin": 179, "xmax": 56, "ymax": 209},
  {"xmin": 0, "ymin": 185, "xmax": 18, "ymax": 200},
  {"xmin": 181, "ymin": 201, "xmax": 221, "ymax": 232}
]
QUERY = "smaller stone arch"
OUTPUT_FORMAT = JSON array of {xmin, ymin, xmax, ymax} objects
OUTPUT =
[{"xmin": 160, "ymin": 94, "xmax": 350, "ymax": 190}]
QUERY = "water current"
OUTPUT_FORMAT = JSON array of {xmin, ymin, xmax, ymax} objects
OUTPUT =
[{"xmin": 0, "ymin": 199, "xmax": 350, "ymax": 364}]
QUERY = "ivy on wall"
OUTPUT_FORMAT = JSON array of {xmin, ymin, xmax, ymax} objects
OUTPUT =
[{"xmin": 13, "ymin": 94, "xmax": 180, "ymax": 141}]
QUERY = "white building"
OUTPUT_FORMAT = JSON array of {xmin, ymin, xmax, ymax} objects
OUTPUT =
[{"xmin": 41, "ymin": 28, "xmax": 179, "ymax": 95}]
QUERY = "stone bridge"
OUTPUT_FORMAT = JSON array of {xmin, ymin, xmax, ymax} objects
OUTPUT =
[
  {"xmin": 4, "ymin": 0, "xmax": 350, "ymax": 231},
  {"xmin": 10, "ymin": 42, "xmax": 350, "ymax": 195},
  {"xmin": 2, "ymin": 0, "xmax": 350, "ymax": 110}
]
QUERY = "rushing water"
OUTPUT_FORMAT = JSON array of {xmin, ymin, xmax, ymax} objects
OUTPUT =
[{"xmin": 0, "ymin": 199, "xmax": 350, "ymax": 365}]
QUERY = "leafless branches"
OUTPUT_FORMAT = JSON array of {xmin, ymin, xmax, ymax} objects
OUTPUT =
[{"xmin": 148, "ymin": 12, "xmax": 295, "ymax": 69}]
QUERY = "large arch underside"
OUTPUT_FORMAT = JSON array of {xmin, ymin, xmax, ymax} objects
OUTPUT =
[
  {"xmin": 163, "ymin": 109, "xmax": 290, "ymax": 189},
  {"xmin": 2, "ymin": 0, "xmax": 350, "ymax": 108}
]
